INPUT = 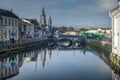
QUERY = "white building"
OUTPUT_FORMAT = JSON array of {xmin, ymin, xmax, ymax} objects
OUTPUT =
[
  {"xmin": 111, "ymin": 0, "xmax": 120, "ymax": 56},
  {"xmin": 21, "ymin": 18, "xmax": 34, "ymax": 38},
  {"xmin": 63, "ymin": 31, "xmax": 79, "ymax": 35},
  {"xmin": 86, "ymin": 28, "xmax": 111, "ymax": 34},
  {"xmin": 86, "ymin": 28, "xmax": 98, "ymax": 34}
]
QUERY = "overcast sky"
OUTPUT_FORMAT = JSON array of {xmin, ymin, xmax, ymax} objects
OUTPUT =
[{"xmin": 0, "ymin": 0, "xmax": 118, "ymax": 28}]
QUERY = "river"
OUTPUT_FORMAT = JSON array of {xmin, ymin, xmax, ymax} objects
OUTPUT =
[{"xmin": 0, "ymin": 47, "xmax": 119, "ymax": 80}]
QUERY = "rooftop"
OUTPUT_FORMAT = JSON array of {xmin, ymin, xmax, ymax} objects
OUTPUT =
[{"xmin": 0, "ymin": 9, "xmax": 19, "ymax": 18}]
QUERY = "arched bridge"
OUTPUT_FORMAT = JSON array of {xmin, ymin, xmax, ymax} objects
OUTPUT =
[{"xmin": 47, "ymin": 35, "xmax": 87, "ymax": 48}]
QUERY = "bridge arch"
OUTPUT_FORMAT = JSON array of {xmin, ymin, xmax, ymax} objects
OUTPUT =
[
  {"xmin": 47, "ymin": 38, "xmax": 57, "ymax": 47},
  {"xmin": 47, "ymin": 35, "xmax": 87, "ymax": 48},
  {"xmin": 58, "ymin": 38, "xmax": 73, "ymax": 47}
]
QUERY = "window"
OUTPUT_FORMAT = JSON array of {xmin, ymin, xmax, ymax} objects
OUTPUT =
[
  {"xmin": 14, "ymin": 19, "xmax": 15, "ymax": 26},
  {"xmin": 1, "ymin": 70, "xmax": 3, "ymax": 77},
  {"xmin": 6, "ymin": 18, "xmax": 9, "ymax": 25},
  {"xmin": 24, "ymin": 24, "xmax": 26, "ymax": 32},
  {"xmin": 0, "ymin": 17, "xmax": 3, "ymax": 25},
  {"xmin": 12, "ymin": 19, "xmax": 14, "ymax": 26},
  {"xmin": 12, "ymin": 67, "xmax": 14, "ymax": 73},
  {"xmin": 9, "ymin": 30, "xmax": 11, "ymax": 38},
  {"xmin": 5, "ymin": 67, "xmax": 7, "ymax": 75},
  {"xmin": 118, "ymin": 33, "xmax": 119, "ymax": 36},
  {"xmin": 15, "ymin": 31, "xmax": 17, "ymax": 37},
  {"xmin": 9, "ymin": 18, "xmax": 10, "ymax": 25},
  {"xmin": 9, "ymin": 67, "xmax": 11, "ymax": 74},
  {"xmin": 15, "ymin": 20, "xmax": 17, "ymax": 26},
  {"xmin": 5, "ymin": 30, "xmax": 7, "ymax": 39},
  {"xmin": 5, "ymin": 18, "xmax": 7, "ymax": 25},
  {"xmin": 10, "ymin": 18, "xmax": 12, "ymax": 26}
]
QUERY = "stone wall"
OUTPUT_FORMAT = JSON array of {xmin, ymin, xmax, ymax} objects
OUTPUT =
[
  {"xmin": 0, "ymin": 39, "xmax": 48, "ymax": 54},
  {"xmin": 88, "ymin": 40, "xmax": 112, "ymax": 53},
  {"xmin": 88, "ymin": 40, "xmax": 120, "ymax": 77}
]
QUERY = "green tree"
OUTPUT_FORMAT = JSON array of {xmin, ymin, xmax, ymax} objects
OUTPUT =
[
  {"xmin": 79, "ymin": 28, "xmax": 88, "ymax": 32},
  {"xmin": 67, "ymin": 26, "xmax": 74, "ymax": 31},
  {"xmin": 58, "ymin": 26, "xmax": 67, "ymax": 33}
]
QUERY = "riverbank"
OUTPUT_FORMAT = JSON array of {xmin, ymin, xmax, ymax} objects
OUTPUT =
[
  {"xmin": 87, "ymin": 40, "xmax": 112, "ymax": 62},
  {"xmin": 0, "ymin": 39, "xmax": 48, "ymax": 54},
  {"xmin": 88, "ymin": 40, "xmax": 120, "ymax": 77},
  {"xmin": 87, "ymin": 40, "xmax": 112, "ymax": 65},
  {"xmin": 88, "ymin": 40, "xmax": 112, "ymax": 53}
]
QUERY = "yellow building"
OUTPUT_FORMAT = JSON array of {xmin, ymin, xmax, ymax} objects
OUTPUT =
[{"xmin": 0, "ymin": 9, "xmax": 19, "ymax": 41}]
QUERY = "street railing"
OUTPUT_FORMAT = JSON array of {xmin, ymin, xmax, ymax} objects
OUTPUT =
[{"xmin": 0, "ymin": 37, "xmax": 48, "ymax": 51}]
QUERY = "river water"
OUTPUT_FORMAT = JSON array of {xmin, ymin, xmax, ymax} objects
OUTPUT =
[{"xmin": 0, "ymin": 47, "xmax": 119, "ymax": 80}]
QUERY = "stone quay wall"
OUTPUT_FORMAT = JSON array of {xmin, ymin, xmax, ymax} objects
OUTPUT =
[{"xmin": 0, "ymin": 38, "xmax": 48, "ymax": 54}]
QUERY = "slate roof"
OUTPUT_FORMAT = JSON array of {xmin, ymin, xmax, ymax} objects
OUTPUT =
[{"xmin": 0, "ymin": 9, "xmax": 19, "ymax": 18}]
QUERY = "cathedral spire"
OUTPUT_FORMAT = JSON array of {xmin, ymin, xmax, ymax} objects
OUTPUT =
[
  {"xmin": 40, "ymin": 6, "xmax": 46, "ymax": 27},
  {"xmin": 42, "ymin": 6, "xmax": 45, "ymax": 16},
  {"xmin": 48, "ymin": 15, "xmax": 52, "ymax": 27},
  {"xmin": 48, "ymin": 15, "xmax": 52, "ymax": 32}
]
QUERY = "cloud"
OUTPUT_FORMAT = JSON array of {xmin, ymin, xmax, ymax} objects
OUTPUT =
[
  {"xmin": 74, "ymin": 0, "xmax": 118, "ymax": 15},
  {"xmin": 0, "ymin": 0, "xmax": 116, "ymax": 27},
  {"xmin": 97, "ymin": 0, "xmax": 118, "ymax": 10}
]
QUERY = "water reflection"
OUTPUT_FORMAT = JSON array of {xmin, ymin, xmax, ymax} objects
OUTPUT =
[
  {"xmin": 40, "ymin": 49, "xmax": 46, "ymax": 68},
  {"xmin": 0, "ymin": 49, "xmax": 39, "ymax": 79},
  {"xmin": 0, "ymin": 47, "xmax": 86, "ymax": 79},
  {"xmin": 0, "ymin": 47, "xmax": 119, "ymax": 80},
  {"xmin": 88, "ymin": 48, "xmax": 120, "ymax": 80},
  {"xmin": 0, "ymin": 54, "xmax": 19, "ymax": 79}
]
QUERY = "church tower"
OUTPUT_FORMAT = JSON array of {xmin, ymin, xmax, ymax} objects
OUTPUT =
[
  {"xmin": 48, "ymin": 16, "xmax": 52, "ymax": 32},
  {"xmin": 40, "ymin": 7, "xmax": 46, "ymax": 27}
]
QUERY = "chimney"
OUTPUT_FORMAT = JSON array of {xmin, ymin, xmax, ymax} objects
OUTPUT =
[{"xmin": 8, "ymin": 8, "xmax": 13, "ymax": 12}]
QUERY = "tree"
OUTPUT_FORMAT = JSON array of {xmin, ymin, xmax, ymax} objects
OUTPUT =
[
  {"xmin": 58, "ymin": 26, "xmax": 67, "ymax": 33},
  {"xmin": 79, "ymin": 28, "xmax": 88, "ymax": 32},
  {"xmin": 67, "ymin": 26, "xmax": 74, "ymax": 31}
]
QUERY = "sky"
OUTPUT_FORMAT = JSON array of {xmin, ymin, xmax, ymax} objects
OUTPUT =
[{"xmin": 0, "ymin": 0, "xmax": 118, "ymax": 28}]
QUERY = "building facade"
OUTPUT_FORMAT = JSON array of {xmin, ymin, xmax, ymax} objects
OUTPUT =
[
  {"xmin": 29, "ymin": 19, "xmax": 39, "ymax": 37},
  {"xmin": 111, "ymin": 0, "xmax": 120, "ymax": 56},
  {"xmin": 0, "ymin": 9, "xmax": 19, "ymax": 42},
  {"xmin": 21, "ymin": 18, "xmax": 34, "ymax": 39},
  {"xmin": 19, "ymin": 19, "xmax": 27, "ymax": 40}
]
